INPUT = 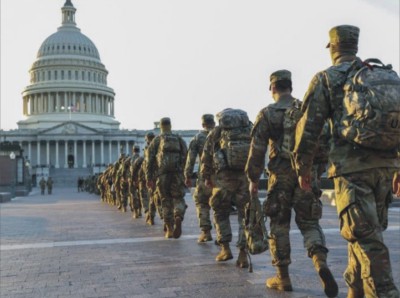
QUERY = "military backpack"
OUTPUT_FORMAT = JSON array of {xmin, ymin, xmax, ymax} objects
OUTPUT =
[
  {"xmin": 338, "ymin": 58, "xmax": 400, "ymax": 151},
  {"xmin": 280, "ymin": 99, "xmax": 303, "ymax": 159},
  {"xmin": 156, "ymin": 134, "xmax": 183, "ymax": 173},
  {"xmin": 214, "ymin": 108, "xmax": 252, "ymax": 171},
  {"xmin": 243, "ymin": 193, "xmax": 269, "ymax": 255}
]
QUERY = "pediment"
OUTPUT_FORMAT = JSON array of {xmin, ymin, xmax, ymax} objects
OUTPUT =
[{"xmin": 40, "ymin": 122, "xmax": 99, "ymax": 135}]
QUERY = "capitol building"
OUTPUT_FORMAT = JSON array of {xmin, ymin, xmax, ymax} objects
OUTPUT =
[{"xmin": 0, "ymin": 0, "xmax": 195, "ymax": 189}]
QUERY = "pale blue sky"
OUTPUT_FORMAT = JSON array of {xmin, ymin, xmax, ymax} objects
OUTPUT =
[{"xmin": 1, "ymin": 0, "xmax": 399, "ymax": 131}]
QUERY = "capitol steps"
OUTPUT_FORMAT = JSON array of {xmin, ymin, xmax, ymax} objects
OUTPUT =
[{"xmin": 49, "ymin": 168, "xmax": 93, "ymax": 186}]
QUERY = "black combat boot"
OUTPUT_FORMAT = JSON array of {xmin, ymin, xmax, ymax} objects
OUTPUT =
[{"xmin": 173, "ymin": 216, "xmax": 182, "ymax": 239}]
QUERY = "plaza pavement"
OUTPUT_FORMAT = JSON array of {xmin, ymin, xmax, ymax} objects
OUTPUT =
[{"xmin": 1, "ymin": 187, "xmax": 399, "ymax": 298}]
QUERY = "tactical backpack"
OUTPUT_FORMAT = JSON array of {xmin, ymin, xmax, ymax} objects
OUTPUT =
[
  {"xmin": 280, "ymin": 99, "xmax": 303, "ymax": 159},
  {"xmin": 243, "ymin": 193, "xmax": 269, "ymax": 272},
  {"xmin": 156, "ymin": 134, "xmax": 183, "ymax": 173},
  {"xmin": 214, "ymin": 108, "xmax": 251, "ymax": 171},
  {"xmin": 338, "ymin": 58, "xmax": 400, "ymax": 151}
]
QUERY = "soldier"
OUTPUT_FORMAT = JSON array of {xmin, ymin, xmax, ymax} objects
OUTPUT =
[
  {"xmin": 245, "ymin": 70, "xmax": 338, "ymax": 297},
  {"xmin": 294, "ymin": 25, "xmax": 400, "ymax": 298},
  {"xmin": 184, "ymin": 114, "xmax": 216, "ymax": 243},
  {"xmin": 39, "ymin": 176, "xmax": 46, "ymax": 195},
  {"xmin": 46, "ymin": 177, "xmax": 53, "ymax": 195},
  {"xmin": 137, "ymin": 132, "xmax": 159, "ymax": 225},
  {"xmin": 129, "ymin": 145, "xmax": 142, "ymax": 218},
  {"xmin": 145, "ymin": 117, "xmax": 188, "ymax": 239},
  {"xmin": 119, "ymin": 155, "xmax": 132, "ymax": 212},
  {"xmin": 200, "ymin": 108, "xmax": 251, "ymax": 268},
  {"xmin": 113, "ymin": 154, "xmax": 125, "ymax": 210}
]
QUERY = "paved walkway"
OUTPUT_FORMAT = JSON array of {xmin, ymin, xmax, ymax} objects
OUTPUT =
[{"xmin": 1, "ymin": 187, "xmax": 399, "ymax": 298}]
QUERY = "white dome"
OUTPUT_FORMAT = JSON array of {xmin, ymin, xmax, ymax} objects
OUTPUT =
[{"xmin": 37, "ymin": 29, "xmax": 100, "ymax": 60}]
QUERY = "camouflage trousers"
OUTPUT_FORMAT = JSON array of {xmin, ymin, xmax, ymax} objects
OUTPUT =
[
  {"xmin": 334, "ymin": 168, "xmax": 399, "ymax": 298},
  {"xmin": 150, "ymin": 188, "xmax": 163, "ymax": 219},
  {"xmin": 156, "ymin": 172, "xmax": 186, "ymax": 225},
  {"xmin": 209, "ymin": 170, "xmax": 249, "ymax": 249},
  {"xmin": 266, "ymin": 169, "xmax": 327, "ymax": 267},
  {"xmin": 129, "ymin": 182, "xmax": 141, "ymax": 212},
  {"xmin": 119, "ymin": 180, "xmax": 129, "ymax": 208},
  {"xmin": 138, "ymin": 180, "xmax": 149, "ymax": 214},
  {"xmin": 193, "ymin": 177, "xmax": 213, "ymax": 232}
]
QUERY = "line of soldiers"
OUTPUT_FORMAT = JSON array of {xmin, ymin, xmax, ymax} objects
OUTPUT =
[
  {"xmin": 93, "ymin": 24, "xmax": 400, "ymax": 298},
  {"xmin": 96, "ymin": 132, "xmax": 163, "ymax": 225}
]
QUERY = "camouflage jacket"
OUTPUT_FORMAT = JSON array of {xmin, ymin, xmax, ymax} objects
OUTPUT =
[
  {"xmin": 184, "ymin": 130, "xmax": 209, "ymax": 180},
  {"xmin": 294, "ymin": 55, "xmax": 400, "ymax": 178},
  {"xmin": 145, "ymin": 131, "xmax": 188, "ymax": 182},
  {"xmin": 131, "ymin": 156, "xmax": 144, "ymax": 184},
  {"xmin": 246, "ymin": 94, "xmax": 299, "ymax": 183}
]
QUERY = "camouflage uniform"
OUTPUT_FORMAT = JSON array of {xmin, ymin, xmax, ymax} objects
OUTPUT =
[
  {"xmin": 200, "ymin": 109, "xmax": 251, "ymax": 267},
  {"xmin": 294, "ymin": 25, "xmax": 399, "ymax": 298},
  {"xmin": 118, "ymin": 156, "xmax": 132, "ymax": 212},
  {"xmin": 138, "ymin": 132, "xmax": 160, "ymax": 225},
  {"xmin": 184, "ymin": 114, "xmax": 215, "ymax": 242},
  {"xmin": 46, "ymin": 177, "xmax": 53, "ymax": 195},
  {"xmin": 145, "ymin": 118, "xmax": 188, "ymax": 239},
  {"xmin": 39, "ymin": 177, "xmax": 46, "ymax": 195},
  {"xmin": 128, "ymin": 147, "xmax": 141, "ymax": 217},
  {"xmin": 113, "ymin": 155, "xmax": 125, "ymax": 210},
  {"xmin": 246, "ymin": 70, "xmax": 337, "ymax": 297}
]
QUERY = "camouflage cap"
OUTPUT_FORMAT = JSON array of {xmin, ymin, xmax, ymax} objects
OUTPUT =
[
  {"xmin": 270, "ymin": 70, "xmax": 292, "ymax": 84},
  {"xmin": 160, "ymin": 117, "xmax": 171, "ymax": 126},
  {"xmin": 201, "ymin": 114, "xmax": 215, "ymax": 125},
  {"xmin": 326, "ymin": 25, "xmax": 359, "ymax": 48},
  {"xmin": 133, "ymin": 145, "xmax": 140, "ymax": 152}
]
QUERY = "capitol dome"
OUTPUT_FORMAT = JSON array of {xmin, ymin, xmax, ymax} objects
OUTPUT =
[{"xmin": 18, "ymin": 0, "xmax": 120, "ymax": 130}]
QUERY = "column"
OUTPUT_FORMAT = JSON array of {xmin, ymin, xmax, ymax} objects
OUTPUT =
[
  {"xmin": 79, "ymin": 93, "xmax": 84, "ymax": 112},
  {"xmin": 28, "ymin": 141, "xmax": 32, "ymax": 161},
  {"xmin": 46, "ymin": 141, "xmax": 50, "ymax": 166},
  {"xmin": 100, "ymin": 141, "xmax": 104, "ymax": 165},
  {"xmin": 72, "ymin": 92, "xmax": 76, "ymax": 110},
  {"xmin": 82, "ymin": 141, "xmax": 87, "ymax": 168},
  {"xmin": 117, "ymin": 140, "xmax": 120, "ymax": 157},
  {"xmin": 125, "ymin": 141, "xmax": 129, "ymax": 155},
  {"xmin": 56, "ymin": 92, "xmax": 60, "ymax": 112},
  {"xmin": 55, "ymin": 141, "xmax": 59, "ymax": 168},
  {"xmin": 23, "ymin": 97, "xmax": 27, "ymax": 115},
  {"xmin": 64, "ymin": 141, "xmax": 68, "ymax": 168},
  {"xmin": 37, "ymin": 141, "xmax": 41, "ymax": 166},
  {"xmin": 92, "ymin": 140, "xmax": 95, "ymax": 166},
  {"xmin": 74, "ymin": 140, "xmax": 77, "ymax": 168},
  {"xmin": 29, "ymin": 96, "xmax": 33, "ymax": 115},
  {"xmin": 108, "ymin": 141, "xmax": 112, "ymax": 164}
]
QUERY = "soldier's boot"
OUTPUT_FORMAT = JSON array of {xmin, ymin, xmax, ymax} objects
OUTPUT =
[
  {"xmin": 266, "ymin": 266, "xmax": 293, "ymax": 291},
  {"xmin": 165, "ymin": 223, "xmax": 174, "ymax": 239},
  {"xmin": 215, "ymin": 243, "xmax": 233, "ymax": 262},
  {"xmin": 145, "ymin": 213, "xmax": 154, "ymax": 225},
  {"xmin": 236, "ymin": 248, "xmax": 249, "ymax": 268},
  {"xmin": 312, "ymin": 252, "xmax": 339, "ymax": 298},
  {"xmin": 121, "ymin": 205, "xmax": 127, "ymax": 212},
  {"xmin": 347, "ymin": 287, "xmax": 364, "ymax": 298},
  {"xmin": 173, "ymin": 216, "xmax": 182, "ymax": 239},
  {"xmin": 138, "ymin": 208, "xmax": 142, "ymax": 217},
  {"xmin": 197, "ymin": 230, "xmax": 212, "ymax": 243}
]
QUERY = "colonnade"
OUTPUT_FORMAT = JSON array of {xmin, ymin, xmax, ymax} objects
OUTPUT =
[
  {"xmin": 21, "ymin": 139, "xmax": 134, "ymax": 169},
  {"xmin": 22, "ymin": 91, "xmax": 114, "ymax": 116}
]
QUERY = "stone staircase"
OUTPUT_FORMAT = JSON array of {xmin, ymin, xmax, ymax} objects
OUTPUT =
[{"xmin": 49, "ymin": 168, "xmax": 93, "ymax": 186}]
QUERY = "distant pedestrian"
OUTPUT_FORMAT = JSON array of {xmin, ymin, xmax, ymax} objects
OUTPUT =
[
  {"xmin": 47, "ymin": 177, "xmax": 53, "ymax": 195},
  {"xmin": 39, "ymin": 177, "xmax": 46, "ymax": 195}
]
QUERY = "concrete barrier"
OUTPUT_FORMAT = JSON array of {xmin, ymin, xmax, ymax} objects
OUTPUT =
[{"xmin": 0, "ymin": 192, "xmax": 12, "ymax": 203}]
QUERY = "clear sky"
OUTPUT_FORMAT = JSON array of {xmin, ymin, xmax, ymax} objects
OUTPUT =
[{"xmin": 1, "ymin": 0, "xmax": 399, "ymax": 131}]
